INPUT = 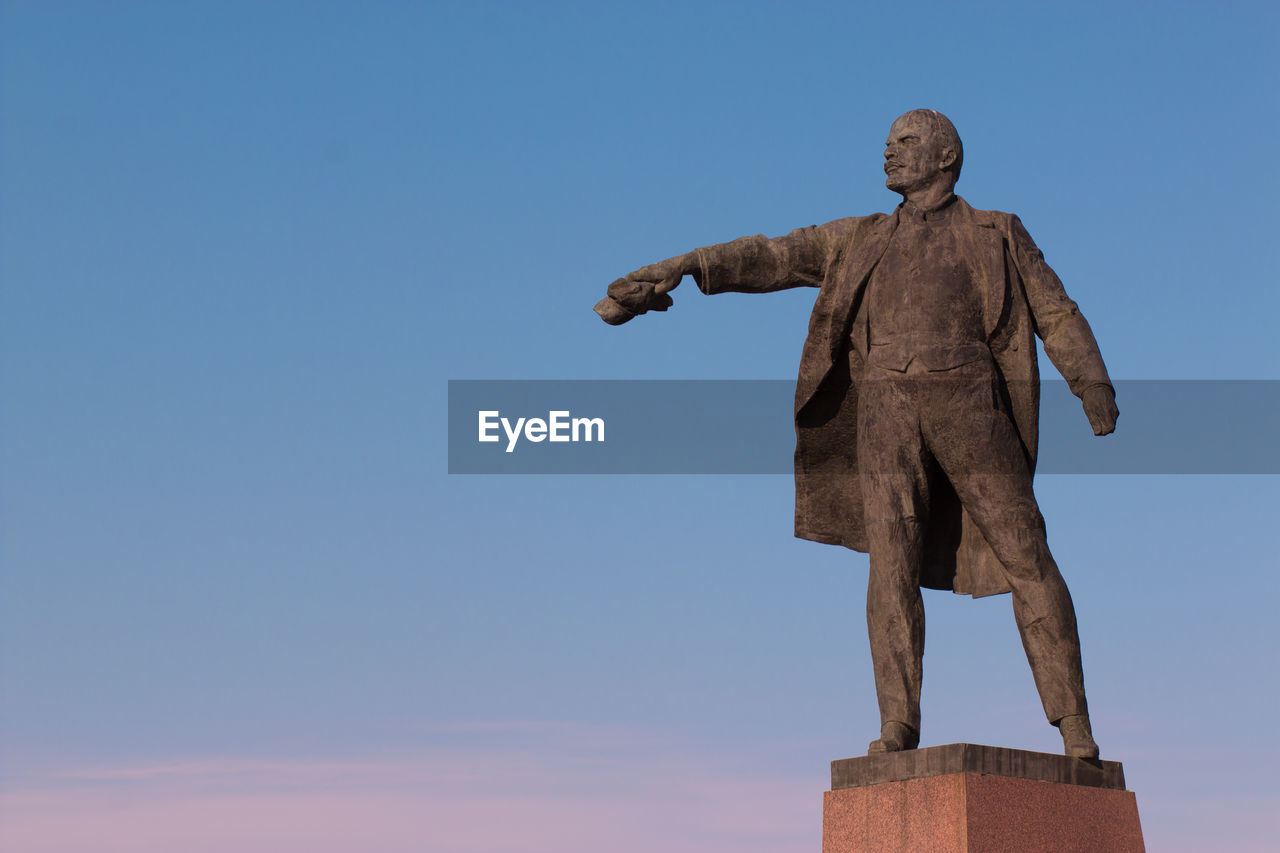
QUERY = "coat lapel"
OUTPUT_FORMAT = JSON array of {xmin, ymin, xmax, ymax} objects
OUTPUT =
[
  {"xmin": 794, "ymin": 213, "xmax": 897, "ymax": 411},
  {"xmin": 953, "ymin": 200, "xmax": 1008, "ymax": 336},
  {"xmin": 823, "ymin": 212, "xmax": 898, "ymax": 354}
]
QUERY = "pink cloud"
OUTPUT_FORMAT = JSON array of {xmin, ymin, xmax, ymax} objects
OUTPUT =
[
  {"xmin": 1136, "ymin": 795, "xmax": 1280, "ymax": 853},
  {"xmin": 0, "ymin": 726, "xmax": 817, "ymax": 853},
  {"xmin": 3, "ymin": 722, "xmax": 1276, "ymax": 852}
]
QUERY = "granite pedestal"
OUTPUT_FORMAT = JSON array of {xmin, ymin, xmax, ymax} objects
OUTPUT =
[{"xmin": 823, "ymin": 743, "xmax": 1144, "ymax": 852}]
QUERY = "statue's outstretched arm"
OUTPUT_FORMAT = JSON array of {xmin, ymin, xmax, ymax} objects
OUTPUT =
[{"xmin": 594, "ymin": 220, "xmax": 854, "ymax": 325}]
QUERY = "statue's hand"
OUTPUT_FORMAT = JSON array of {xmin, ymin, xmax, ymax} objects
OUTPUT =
[
  {"xmin": 593, "ymin": 253, "xmax": 694, "ymax": 325},
  {"xmin": 1082, "ymin": 384, "xmax": 1118, "ymax": 436},
  {"xmin": 625, "ymin": 254, "xmax": 693, "ymax": 295}
]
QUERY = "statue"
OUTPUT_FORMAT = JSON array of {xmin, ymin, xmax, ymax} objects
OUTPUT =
[{"xmin": 594, "ymin": 110, "xmax": 1118, "ymax": 759}]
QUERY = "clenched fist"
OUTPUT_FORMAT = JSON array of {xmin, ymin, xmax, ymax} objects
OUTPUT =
[
  {"xmin": 594, "ymin": 253, "xmax": 696, "ymax": 325},
  {"xmin": 1082, "ymin": 384, "xmax": 1119, "ymax": 436}
]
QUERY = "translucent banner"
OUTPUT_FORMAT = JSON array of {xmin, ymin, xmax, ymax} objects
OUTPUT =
[{"xmin": 447, "ymin": 380, "xmax": 1280, "ymax": 474}]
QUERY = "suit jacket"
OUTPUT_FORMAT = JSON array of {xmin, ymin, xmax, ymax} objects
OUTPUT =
[{"xmin": 690, "ymin": 197, "xmax": 1111, "ymax": 597}]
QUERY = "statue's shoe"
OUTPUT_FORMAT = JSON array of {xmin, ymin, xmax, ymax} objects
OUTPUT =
[
  {"xmin": 1058, "ymin": 714, "xmax": 1100, "ymax": 759},
  {"xmin": 867, "ymin": 721, "xmax": 920, "ymax": 754}
]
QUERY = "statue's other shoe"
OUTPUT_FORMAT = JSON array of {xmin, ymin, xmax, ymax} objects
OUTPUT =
[
  {"xmin": 867, "ymin": 721, "xmax": 920, "ymax": 754},
  {"xmin": 1058, "ymin": 714, "xmax": 1100, "ymax": 759}
]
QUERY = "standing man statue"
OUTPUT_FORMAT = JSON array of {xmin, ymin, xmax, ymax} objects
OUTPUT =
[{"xmin": 594, "ymin": 110, "xmax": 1118, "ymax": 759}]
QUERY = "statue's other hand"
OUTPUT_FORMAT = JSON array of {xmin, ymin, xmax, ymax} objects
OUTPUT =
[
  {"xmin": 1082, "ymin": 384, "xmax": 1119, "ymax": 436},
  {"xmin": 593, "ymin": 253, "xmax": 692, "ymax": 325}
]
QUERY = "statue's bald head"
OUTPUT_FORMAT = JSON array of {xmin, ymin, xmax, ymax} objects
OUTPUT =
[{"xmin": 893, "ymin": 109, "xmax": 963, "ymax": 182}]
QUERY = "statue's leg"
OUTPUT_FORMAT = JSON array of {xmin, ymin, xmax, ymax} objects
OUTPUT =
[
  {"xmin": 858, "ymin": 370, "xmax": 929, "ymax": 745},
  {"xmin": 864, "ymin": 513, "xmax": 925, "ymax": 735},
  {"xmin": 947, "ymin": 476, "xmax": 1098, "ymax": 757},
  {"xmin": 952, "ymin": 486, "xmax": 1087, "ymax": 725},
  {"xmin": 922, "ymin": 372, "xmax": 1090, "ymax": 731}
]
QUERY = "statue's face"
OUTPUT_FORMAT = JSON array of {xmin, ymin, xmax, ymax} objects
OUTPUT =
[{"xmin": 883, "ymin": 114, "xmax": 950, "ymax": 194}]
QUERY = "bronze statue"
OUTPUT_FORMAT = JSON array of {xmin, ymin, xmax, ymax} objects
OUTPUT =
[{"xmin": 594, "ymin": 110, "xmax": 1117, "ymax": 759}]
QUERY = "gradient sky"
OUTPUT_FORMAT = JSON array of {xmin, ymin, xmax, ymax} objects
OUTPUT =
[{"xmin": 2, "ymin": 1, "xmax": 1278, "ymax": 851}]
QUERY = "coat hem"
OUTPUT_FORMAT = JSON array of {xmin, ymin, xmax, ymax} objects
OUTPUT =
[
  {"xmin": 794, "ymin": 525, "xmax": 1012, "ymax": 599},
  {"xmin": 794, "ymin": 525, "xmax": 867, "ymax": 553}
]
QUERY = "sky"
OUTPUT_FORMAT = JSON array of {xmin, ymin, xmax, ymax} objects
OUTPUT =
[{"xmin": 2, "ymin": 1, "xmax": 1278, "ymax": 850}]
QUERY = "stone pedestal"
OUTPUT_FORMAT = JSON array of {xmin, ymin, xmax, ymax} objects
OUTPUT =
[{"xmin": 823, "ymin": 743, "xmax": 1144, "ymax": 852}]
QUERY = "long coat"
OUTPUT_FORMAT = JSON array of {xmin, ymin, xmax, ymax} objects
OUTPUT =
[{"xmin": 689, "ymin": 197, "xmax": 1111, "ymax": 597}]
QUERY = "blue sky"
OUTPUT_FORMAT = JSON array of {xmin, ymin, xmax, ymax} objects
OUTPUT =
[{"xmin": 2, "ymin": 1, "xmax": 1278, "ymax": 850}]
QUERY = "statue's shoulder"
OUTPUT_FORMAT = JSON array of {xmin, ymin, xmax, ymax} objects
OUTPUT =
[
  {"xmin": 815, "ymin": 214, "xmax": 877, "ymax": 230},
  {"xmin": 819, "ymin": 213, "xmax": 888, "ymax": 227},
  {"xmin": 955, "ymin": 201, "xmax": 1050, "ymax": 267},
  {"xmin": 954, "ymin": 197, "xmax": 1017, "ymax": 230},
  {"xmin": 817, "ymin": 213, "xmax": 888, "ymax": 242}
]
